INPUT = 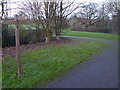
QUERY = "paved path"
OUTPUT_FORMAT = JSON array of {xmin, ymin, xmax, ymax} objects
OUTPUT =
[{"xmin": 40, "ymin": 36, "xmax": 118, "ymax": 88}]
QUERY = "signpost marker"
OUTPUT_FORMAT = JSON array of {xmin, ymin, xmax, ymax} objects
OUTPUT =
[{"xmin": 14, "ymin": 14, "xmax": 21, "ymax": 76}]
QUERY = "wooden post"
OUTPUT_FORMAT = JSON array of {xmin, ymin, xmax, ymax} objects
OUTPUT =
[{"xmin": 14, "ymin": 15, "xmax": 21, "ymax": 76}]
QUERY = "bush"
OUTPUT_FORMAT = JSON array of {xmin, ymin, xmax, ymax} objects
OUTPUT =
[
  {"xmin": 20, "ymin": 30, "xmax": 30, "ymax": 45},
  {"xmin": 2, "ymin": 24, "xmax": 46, "ymax": 48},
  {"xmin": 95, "ymin": 27, "xmax": 112, "ymax": 33},
  {"xmin": 2, "ymin": 24, "xmax": 15, "ymax": 48}
]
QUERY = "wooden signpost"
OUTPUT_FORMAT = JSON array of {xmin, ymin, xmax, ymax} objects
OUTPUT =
[
  {"xmin": 2, "ymin": 15, "xmax": 40, "ymax": 76},
  {"xmin": 14, "ymin": 15, "xmax": 21, "ymax": 76}
]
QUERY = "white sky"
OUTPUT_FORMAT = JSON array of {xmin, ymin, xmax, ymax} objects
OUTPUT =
[{"xmin": 1, "ymin": 0, "xmax": 107, "ymax": 17}]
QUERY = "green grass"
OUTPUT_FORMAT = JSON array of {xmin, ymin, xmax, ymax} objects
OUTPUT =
[
  {"xmin": 19, "ymin": 24, "xmax": 35, "ymax": 29},
  {"xmin": 8, "ymin": 24, "xmax": 38, "ymax": 29},
  {"xmin": 3, "ymin": 38, "xmax": 108, "ymax": 88},
  {"xmin": 61, "ymin": 28, "xmax": 119, "ymax": 41},
  {"xmin": 0, "ymin": 59, "xmax": 2, "ymax": 89}
]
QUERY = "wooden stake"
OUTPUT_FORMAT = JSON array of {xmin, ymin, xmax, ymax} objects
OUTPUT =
[{"xmin": 14, "ymin": 15, "xmax": 21, "ymax": 76}]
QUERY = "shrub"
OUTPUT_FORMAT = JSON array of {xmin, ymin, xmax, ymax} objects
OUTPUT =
[
  {"xmin": 2, "ymin": 24, "xmax": 15, "ymax": 48},
  {"xmin": 95, "ymin": 27, "xmax": 112, "ymax": 33},
  {"xmin": 2, "ymin": 24, "xmax": 46, "ymax": 48}
]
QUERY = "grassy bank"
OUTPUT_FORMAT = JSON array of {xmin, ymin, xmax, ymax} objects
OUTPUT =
[
  {"xmin": 61, "ymin": 28, "xmax": 119, "ymax": 41},
  {"xmin": 3, "ymin": 38, "xmax": 108, "ymax": 88}
]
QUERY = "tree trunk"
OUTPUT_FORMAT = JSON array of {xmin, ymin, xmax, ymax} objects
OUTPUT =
[
  {"xmin": 56, "ymin": 35, "xmax": 60, "ymax": 40},
  {"xmin": 46, "ymin": 30, "xmax": 52, "ymax": 42},
  {"xmin": 55, "ymin": 30, "xmax": 61, "ymax": 40}
]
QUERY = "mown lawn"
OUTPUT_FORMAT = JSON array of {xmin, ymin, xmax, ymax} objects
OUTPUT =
[
  {"xmin": 61, "ymin": 28, "xmax": 119, "ymax": 41},
  {"xmin": 3, "ymin": 38, "xmax": 108, "ymax": 88}
]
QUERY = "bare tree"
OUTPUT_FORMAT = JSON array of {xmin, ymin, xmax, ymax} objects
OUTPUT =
[
  {"xmin": 0, "ymin": 0, "xmax": 8, "ymax": 19},
  {"xmin": 18, "ymin": 0, "xmax": 43, "ymax": 29},
  {"xmin": 0, "ymin": 1, "xmax": 4, "ymax": 19},
  {"xmin": 92, "ymin": 2, "xmax": 111, "ymax": 30},
  {"xmin": 76, "ymin": 3, "xmax": 99, "ymax": 29},
  {"xmin": 106, "ymin": 0, "xmax": 120, "ymax": 16},
  {"xmin": 53, "ymin": 0, "xmax": 83, "ymax": 40},
  {"xmin": 106, "ymin": 0, "xmax": 120, "ymax": 33},
  {"xmin": 98, "ymin": 3, "xmax": 109, "ymax": 26},
  {"xmin": 18, "ymin": 0, "xmax": 82, "ymax": 41}
]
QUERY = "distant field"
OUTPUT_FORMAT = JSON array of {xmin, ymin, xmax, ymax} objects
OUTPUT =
[
  {"xmin": 8, "ymin": 24, "xmax": 37, "ymax": 29},
  {"xmin": 61, "ymin": 28, "xmax": 119, "ymax": 41}
]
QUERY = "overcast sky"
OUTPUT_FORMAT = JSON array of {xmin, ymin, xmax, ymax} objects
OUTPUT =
[{"xmin": 1, "ymin": 0, "xmax": 107, "ymax": 17}]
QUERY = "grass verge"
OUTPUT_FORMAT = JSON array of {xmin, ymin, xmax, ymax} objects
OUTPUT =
[
  {"xmin": 61, "ymin": 28, "xmax": 119, "ymax": 41},
  {"xmin": 3, "ymin": 38, "xmax": 108, "ymax": 88},
  {"xmin": 0, "ymin": 59, "xmax": 2, "ymax": 89}
]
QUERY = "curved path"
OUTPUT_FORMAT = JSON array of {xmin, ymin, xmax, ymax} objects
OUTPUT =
[{"xmin": 40, "ymin": 36, "xmax": 118, "ymax": 88}]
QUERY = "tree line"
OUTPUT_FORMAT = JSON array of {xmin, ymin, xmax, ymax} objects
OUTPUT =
[
  {"xmin": 69, "ymin": 1, "xmax": 120, "ymax": 33},
  {"xmin": 0, "ymin": 0, "xmax": 120, "ymax": 40}
]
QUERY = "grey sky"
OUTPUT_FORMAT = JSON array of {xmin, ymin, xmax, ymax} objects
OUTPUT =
[{"xmin": 0, "ymin": 0, "xmax": 109, "ymax": 17}]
